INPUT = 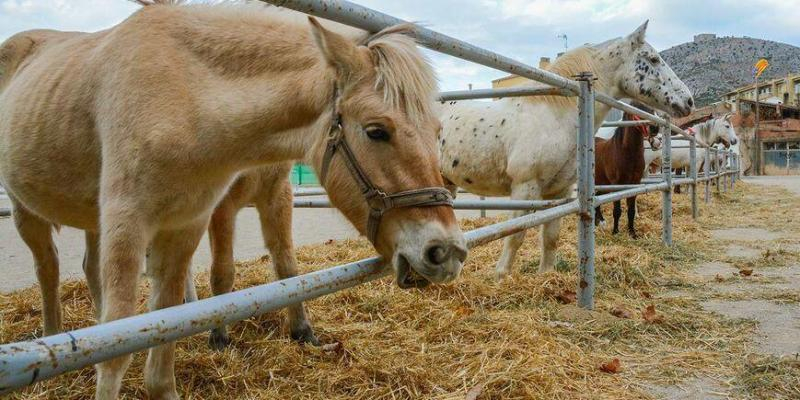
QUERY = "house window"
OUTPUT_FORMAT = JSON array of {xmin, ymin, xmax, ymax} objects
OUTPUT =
[
  {"xmin": 758, "ymin": 86, "xmax": 771, "ymax": 95},
  {"xmin": 795, "ymin": 83, "xmax": 800, "ymax": 94}
]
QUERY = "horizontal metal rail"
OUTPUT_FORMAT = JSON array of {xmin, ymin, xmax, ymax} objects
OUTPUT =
[
  {"xmin": 294, "ymin": 197, "xmax": 573, "ymax": 211},
  {"xmin": 438, "ymin": 85, "xmax": 573, "ymax": 101},
  {"xmin": 601, "ymin": 120, "xmax": 654, "ymax": 128},
  {"xmin": 0, "ymin": 208, "xmax": 10, "ymax": 217},
  {"xmin": 595, "ymin": 182, "xmax": 669, "ymax": 205}
]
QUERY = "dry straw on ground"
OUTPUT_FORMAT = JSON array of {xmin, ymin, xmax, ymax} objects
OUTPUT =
[{"xmin": 1, "ymin": 182, "xmax": 798, "ymax": 399}]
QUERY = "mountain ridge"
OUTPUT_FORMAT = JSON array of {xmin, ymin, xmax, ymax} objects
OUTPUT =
[{"xmin": 660, "ymin": 35, "xmax": 800, "ymax": 106}]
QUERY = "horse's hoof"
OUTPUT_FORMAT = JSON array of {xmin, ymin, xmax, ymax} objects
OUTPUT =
[
  {"xmin": 208, "ymin": 331, "xmax": 232, "ymax": 351},
  {"xmin": 494, "ymin": 269, "xmax": 509, "ymax": 281},
  {"xmin": 291, "ymin": 325, "xmax": 320, "ymax": 346},
  {"xmin": 629, "ymin": 231, "xmax": 639, "ymax": 239},
  {"xmin": 612, "ymin": 229, "xmax": 619, "ymax": 235}
]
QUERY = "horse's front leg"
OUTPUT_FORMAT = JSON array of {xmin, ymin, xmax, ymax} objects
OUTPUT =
[
  {"xmin": 144, "ymin": 221, "xmax": 207, "ymax": 400},
  {"xmin": 626, "ymin": 196, "xmax": 638, "ymax": 239},
  {"xmin": 495, "ymin": 182, "xmax": 540, "ymax": 280},
  {"xmin": 206, "ymin": 196, "xmax": 238, "ymax": 350},
  {"xmin": 594, "ymin": 206, "xmax": 605, "ymax": 227},
  {"xmin": 95, "ymin": 206, "xmax": 149, "ymax": 400},
  {"xmin": 612, "ymin": 200, "xmax": 622, "ymax": 235},
  {"xmin": 256, "ymin": 179, "xmax": 319, "ymax": 345},
  {"xmin": 11, "ymin": 201, "xmax": 62, "ymax": 335}
]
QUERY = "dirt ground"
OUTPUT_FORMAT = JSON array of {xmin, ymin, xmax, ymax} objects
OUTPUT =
[
  {"xmin": 1, "ymin": 177, "xmax": 799, "ymax": 399},
  {"xmin": 651, "ymin": 176, "xmax": 800, "ymax": 399}
]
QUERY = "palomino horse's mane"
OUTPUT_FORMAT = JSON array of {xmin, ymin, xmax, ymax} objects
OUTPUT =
[{"xmin": 130, "ymin": 0, "xmax": 437, "ymax": 127}]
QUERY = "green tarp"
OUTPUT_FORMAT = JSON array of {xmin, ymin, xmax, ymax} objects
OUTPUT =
[{"xmin": 290, "ymin": 163, "xmax": 319, "ymax": 185}]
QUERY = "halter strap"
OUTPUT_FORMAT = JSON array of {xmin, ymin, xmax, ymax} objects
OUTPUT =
[{"xmin": 318, "ymin": 85, "xmax": 453, "ymax": 243}]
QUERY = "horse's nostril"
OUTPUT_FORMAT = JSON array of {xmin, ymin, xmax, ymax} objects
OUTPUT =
[
  {"xmin": 687, "ymin": 98, "xmax": 694, "ymax": 107},
  {"xmin": 425, "ymin": 245, "xmax": 448, "ymax": 265}
]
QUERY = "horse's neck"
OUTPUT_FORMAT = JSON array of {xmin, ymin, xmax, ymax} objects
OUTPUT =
[
  {"xmin": 619, "ymin": 127, "xmax": 644, "ymax": 150},
  {"xmin": 178, "ymin": 14, "xmax": 336, "ymax": 167},
  {"xmin": 694, "ymin": 121, "xmax": 713, "ymax": 144}
]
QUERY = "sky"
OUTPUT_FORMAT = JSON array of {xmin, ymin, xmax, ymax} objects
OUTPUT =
[{"xmin": 2, "ymin": 0, "xmax": 799, "ymax": 91}]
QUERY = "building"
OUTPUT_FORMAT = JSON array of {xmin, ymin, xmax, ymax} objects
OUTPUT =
[
  {"xmin": 723, "ymin": 73, "xmax": 800, "ymax": 108},
  {"xmin": 491, "ymin": 57, "xmax": 552, "ymax": 89}
]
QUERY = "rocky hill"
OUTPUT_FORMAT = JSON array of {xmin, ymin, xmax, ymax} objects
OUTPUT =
[{"xmin": 660, "ymin": 34, "xmax": 800, "ymax": 106}]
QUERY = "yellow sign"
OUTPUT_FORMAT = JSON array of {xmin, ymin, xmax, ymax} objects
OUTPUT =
[{"xmin": 754, "ymin": 58, "xmax": 769, "ymax": 78}]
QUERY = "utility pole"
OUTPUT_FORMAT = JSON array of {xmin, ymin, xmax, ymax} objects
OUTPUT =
[{"xmin": 754, "ymin": 75, "xmax": 760, "ymax": 175}]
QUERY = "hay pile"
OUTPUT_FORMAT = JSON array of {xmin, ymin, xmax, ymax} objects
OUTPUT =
[{"xmin": 1, "ymin": 182, "xmax": 798, "ymax": 399}]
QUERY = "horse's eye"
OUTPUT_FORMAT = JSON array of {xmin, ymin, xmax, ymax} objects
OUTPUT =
[
  {"xmin": 650, "ymin": 57, "xmax": 660, "ymax": 64},
  {"xmin": 364, "ymin": 125, "xmax": 391, "ymax": 142}
]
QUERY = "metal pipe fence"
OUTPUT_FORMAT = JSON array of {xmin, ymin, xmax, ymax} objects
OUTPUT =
[{"xmin": 0, "ymin": 0, "xmax": 742, "ymax": 393}]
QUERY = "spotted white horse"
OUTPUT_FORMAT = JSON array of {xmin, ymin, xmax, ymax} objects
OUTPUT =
[{"xmin": 439, "ymin": 22, "xmax": 694, "ymax": 279}]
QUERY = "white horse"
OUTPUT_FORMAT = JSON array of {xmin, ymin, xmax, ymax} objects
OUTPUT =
[
  {"xmin": 438, "ymin": 22, "xmax": 694, "ymax": 279},
  {"xmin": 645, "ymin": 114, "xmax": 738, "ymax": 173}
]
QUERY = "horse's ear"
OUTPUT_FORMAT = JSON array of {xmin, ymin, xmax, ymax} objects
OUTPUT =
[
  {"xmin": 308, "ymin": 17, "xmax": 360, "ymax": 78},
  {"xmin": 627, "ymin": 20, "xmax": 649, "ymax": 47}
]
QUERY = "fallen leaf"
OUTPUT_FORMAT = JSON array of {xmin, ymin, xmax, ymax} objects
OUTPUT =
[
  {"xmin": 465, "ymin": 382, "xmax": 486, "ymax": 400},
  {"xmin": 739, "ymin": 269, "xmax": 753, "ymax": 277},
  {"xmin": 455, "ymin": 306, "xmax": 473, "ymax": 317},
  {"xmin": 555, "ymin": 290, "xmax": 577, "ymax": 304},
  {"xmin": 715, "ymin": 274, "xmax": 725, "ymax": 282},
  {"xmin": 641, "ymin": 291, "xmax": 652, "ymax": 299},
  {"xmin": 610, "ymin": 306, "xmax": 633, "ymax": 319},
  {"xmin": 642, "ymin": 304, "xmax": 664, "ymax": 324},
  {"xmin": 547, "ymin": 320, "xmax": 574, "ymax": 329},
  {"xmin": 322, "ymin": 342, "xmax": 343, "ymax": 354},
  {"xmin": 599, "ymin": 358, "xmax": 622, "ymax": 373}
]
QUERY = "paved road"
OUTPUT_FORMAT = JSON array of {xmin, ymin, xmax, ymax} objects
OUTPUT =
[
  {"xmin": 742, "ymin": 175, "xmax": 800, "ymax": 195},
  {"xmin": 0, "ymin": 193, "xmax": 503, "ymax": 292}
]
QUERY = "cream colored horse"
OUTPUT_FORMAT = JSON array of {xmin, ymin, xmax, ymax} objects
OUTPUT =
[
  {"xmin": 0, "ymin": 2, "xmax": 466, "ymax": 398},
  {"xmin": 439, "ymin": 22, "xmax": 694, "ymax": 280}
]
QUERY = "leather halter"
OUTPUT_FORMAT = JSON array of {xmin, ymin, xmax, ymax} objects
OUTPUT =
[{"xmin": 318, "ymin": 87, "xmax": 454, "ymax": 244}]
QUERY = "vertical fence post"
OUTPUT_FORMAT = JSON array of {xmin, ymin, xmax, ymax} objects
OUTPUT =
[
  {"xmin": 732, "ymin": 152, "xmax": 737, "ymax": 189},
  {"xmin": 714, "ymin": 148, "xmax": 721, "ymax": 195},
  {"xmin": 660, "ymin": 117, "xmax": 673, "ymax": 246},
  {"xmin": 576, "ymin": 72, "xmax": 595, "ymax": 310},
  {"xmin": 721, "ymin": 150, "xmax": 728, "ymax": 194},
  {"xmin": 704, "ymin": 146, "xmax": 711, "ymax": 203},
  {"xmin": 689, "ymin": 136, "xmax": 698, "ymax": 220}
]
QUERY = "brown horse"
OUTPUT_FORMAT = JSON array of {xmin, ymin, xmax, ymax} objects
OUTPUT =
[
  {"xmin": 0, "ymin": 2, "xmax": 466, "ymax": 398},
  {"xmin": 595, "ymin": 110, "xmax": 661, "ymax": 238}
]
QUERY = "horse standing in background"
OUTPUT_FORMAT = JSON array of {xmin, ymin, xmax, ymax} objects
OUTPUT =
[
  {"xmin": 645, "ymin": 114, "xmax": 738, "ymax": 192},
  {"xmin": 594, "ymin": 110, "xmax": 662, "ymax": 238},
  {"xmin": 439, "ymin": 22, "xmax": 694, "ymax": 280}
]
